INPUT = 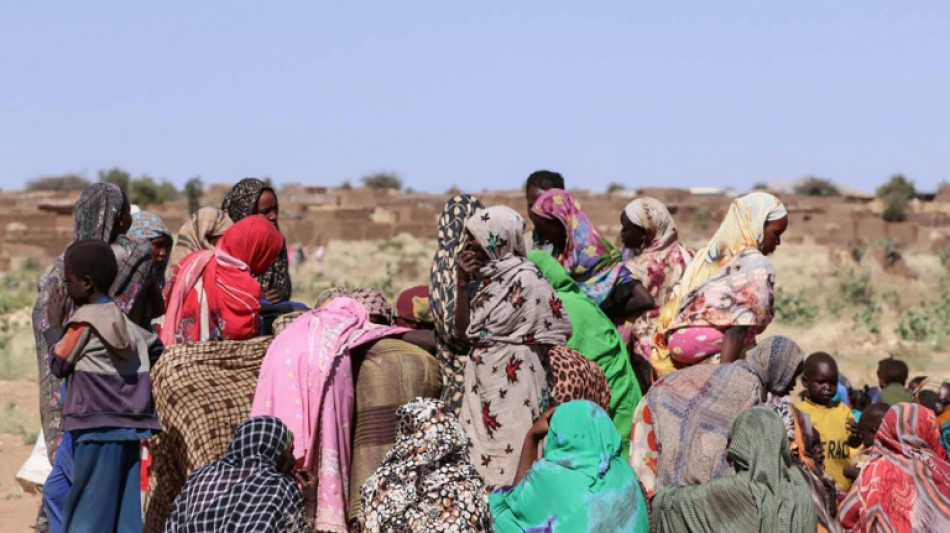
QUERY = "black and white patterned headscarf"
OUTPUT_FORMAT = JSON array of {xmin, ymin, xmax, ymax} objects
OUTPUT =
[
  {"xmin": 221, "ymin": 178, "xmax": 293, "ymax": 301},
  {"xmin": 164, "ymin": 416, "xmax": 311, "ymax": 533},
  {"xmin": 357, "ymin": 397, "xmax": 491, "ymax": 533}
]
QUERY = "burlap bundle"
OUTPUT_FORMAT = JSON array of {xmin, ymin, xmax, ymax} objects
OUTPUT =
[{"xmin": 144, "ymin": 336, "xmax": 274, "ymax": 533}]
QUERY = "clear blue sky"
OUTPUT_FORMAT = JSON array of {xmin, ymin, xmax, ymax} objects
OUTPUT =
[{"xmin": 1, "ymin": 2, "xmax": 948, "ymax": 193}]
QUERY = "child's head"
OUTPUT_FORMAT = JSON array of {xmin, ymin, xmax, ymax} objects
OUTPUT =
[
  {"xmin": 63, "ymin": 240, "xmax": 118, "ymax": 305},
  {"xmin": 936, "ymin": 383, "xmax": 950, "ymax": 416},
  {"xmin": 909, "ymin": 375, "xmax": 928, "ymax": 393},
  {"xmin": 877, "ymin": 358, "xmax": 909, "ymax": 388},
  {"xmin": 858, "ymin": 402, "xmax": 889, "ymax": 448},
  {"xmin": 849, "ymin": 388, "xmax": 870, "ymax": 412},
  {"xmin": 801, "ymin": 351, "xmax": 839, "ymax": 406}
]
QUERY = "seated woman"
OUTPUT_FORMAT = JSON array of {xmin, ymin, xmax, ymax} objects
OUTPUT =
[
  {"xmin": 160, "ymin": 215, "xmax": 284, "ymax": 346},
  {"xmin": 490, "ymin": 400, "xmax": 650, "ymax": 533},
  {"xmin": 169, "ymin": 207, "xmax": 233, "ymax": 267},
  {"xmin": 619, "ymin": 198, "xmax": 693, "ymax": 388},
  {"xmin": 652, "ymin": 407, "xmax": 817, "ymax": 533},
  {"xmin": 454, "ymin": 205, "xmax": 572, "ymax": 488},
  {"xmin": 164, "ymin": 416, "xmax": 312, "ymax": 533},
  {"xmin": 530, "ymin": 189, "xmax": 655, "ymax": 323},
  {"xmin": 652, "ymin": 191, "xmax": 789, "ymax": 377},
  {"xmin": 250, "ymin": 293, "xmax": 416, "ymax": 531},
  {"xmin": 358, "ymin": 398, "xmax": 491, "ymax": 533},
  {"xmin": 629, "ymin": 336, "xmax": 804, "ymax": 498},
  {"xmin": 840, "ymin": 403, "xmax": 950, "ymax": 532},
  {"xmin": 222, "ymin": 178, "xmax": 293, "ymax": 303},
  {"xmin": 127, "ymin": 211, "xmax": 173, "ymax": 328},
  {"xmin": 528, "ymin": 250, "xmax": 641, "ymax": 453}
]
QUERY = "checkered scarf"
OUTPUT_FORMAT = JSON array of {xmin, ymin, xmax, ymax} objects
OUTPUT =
[{"xmin": 164, "ymin": 416, "xmax": 311, "ymax": 533}]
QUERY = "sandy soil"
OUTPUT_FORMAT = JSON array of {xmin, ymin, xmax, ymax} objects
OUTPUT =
[{"xmin": 0, "ymin": 380, "xmax": 42, "ymax": 533}]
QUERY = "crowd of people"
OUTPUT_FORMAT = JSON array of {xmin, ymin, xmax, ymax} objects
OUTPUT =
[{"xmin": 28, "ymin": 173, "xmax": 950, "ymax": 532}]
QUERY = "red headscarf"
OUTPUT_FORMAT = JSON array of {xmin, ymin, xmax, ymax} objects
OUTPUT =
[
  {"xmin": 160, "ymin": 215, "xmax": 284, "ymax": 346},
  {"xmin": 840, "ymin": 403, "xmax": 950, "ymax": 532}
]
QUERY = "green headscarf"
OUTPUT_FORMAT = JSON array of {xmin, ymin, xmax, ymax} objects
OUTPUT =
[
  {"xmin": 529, "ymin": 250, "xmax": 641, "ymax": 452},
  {"xmin": 490, "ymin": 400, "xmax": 650, "ymax": 533},
  {"xmin": 652, "ymin": 407, "xmax": 817, "ymax": 533}
]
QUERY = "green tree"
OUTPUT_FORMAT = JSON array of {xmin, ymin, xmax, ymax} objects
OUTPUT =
[
  {"xmin": 752, "ymin": 182, "xmax": 769, "ymax": 191},
  {"xmin": 128, "ymin": 176, "xmax": 178, "ymax": 206},
  {"xmin": 794, "ymin": 176, "xmax": 840, "ymax": 197},
  {"xmin": 184, "ymin": 177, "xmax": 204, "ymax": 214},
  {"xmin": 340, "ymin": 180, "xmax": 352, "ymax": 190},
  {"xmin": 98, "ymin": 167, "xmax": 131, "ymax": 193},
  {"xmin": 26, "ymin": 174, "xmax": 90, "ymax": 192},
  {"xmin": 877, "ymin": 174, "xmax": 916, "ymax": 222},
  {"xmin": 606, "ymin": 182, "xmax": 625, "ymax": 194},
  {"xmin": 362, "ymin": 172, "xmax": 402, "ymax": 190}
]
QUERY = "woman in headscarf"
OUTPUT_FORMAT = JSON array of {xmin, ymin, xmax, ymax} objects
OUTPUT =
[
  {"xmin": 221, "ymin": 178, "xmax": 292, "ymax": 303},
  {"xmin": 619, "ymin": 198, "xmax": 694, "ymax": 384},
  {"xmin": 528, "ymin": 250, "xmax": 641, "ymax": 453},
  {"xmin": 652, "ymin": 191, "xmax": 789, "ymax": 377},
  {"xmin": 250, "ymin": 295, "xmax": 414, "ymax": 532},
  {"xmin": 653, "ymin": 407, "xmax": 817, "ymax": 533},
  {"xmin": 160, "ymin": 215, "xmax": 284, "ymax": 346},
  {"xmin": 164, "ymin": 416, "xmax": 312, "ymax": 533},
  {"xmin": 127, "ymin": 211, "xmax": 173, "ymax": 328},
  {"xmin": 629, "ymin": 335, "xmax": 805, "ymax": 498},
  {"xmin": 490, "ymin": 400, "xmax": 650, "ymax": 533},
  {"xmin": 429, "ymin": 195, "xmax": 485, "ymax": 416},
  {"xmin": 169, "ymin": 207, "xmax": 233, "ymax": 267},
  {"xmin": 839, "ymin": 403, "xmax": 950, "ymax": 532},
  {"xmin": 33, "ymin": 183, "xmax": 136, "ymax": 533},
  {"xmin": 455, "ymin": 205, "xmax": 572, "ymax": 488},
  {"xmin": 358, "ymin": 397, "xmax": 491, "ymax": 533},
  {"xmin": 530, "ymin": 189, "xmax": 655, "ymax": 322},
  {"xmin": 767, "ymin": 399, "xmax": 843, "ymax": 533},
  {"xmin": 937, "ymin": 382, "xmax": 950, "ymax": 456}
]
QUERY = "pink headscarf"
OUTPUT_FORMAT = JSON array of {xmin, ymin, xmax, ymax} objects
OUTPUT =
[{"xmin": 251, "ymin": 297, "xmax": 409, "ymax": 531}]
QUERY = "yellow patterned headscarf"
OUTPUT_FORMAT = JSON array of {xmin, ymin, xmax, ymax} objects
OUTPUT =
[{"xmin": 651, "ymin": 192, "xmax": 787, "ymax": 375}]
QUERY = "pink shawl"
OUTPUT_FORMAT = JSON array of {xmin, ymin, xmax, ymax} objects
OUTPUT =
[{"xmin": 250, "ymin": 297, "xmax": 409, "ymax": 532}]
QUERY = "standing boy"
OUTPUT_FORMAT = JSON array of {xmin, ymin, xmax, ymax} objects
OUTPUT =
[
  {"xmin": 44, "ymin": 240, "xmax": 163, "ymax": 532},
  {"xmin": 878, "ymin": 358, "xmax": 914, "ymax": 405},
  {"xmin": 795, "ymin": 351, "xmax": 860, "ymax": 491}
]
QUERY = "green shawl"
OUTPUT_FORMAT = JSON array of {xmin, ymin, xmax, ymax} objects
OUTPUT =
[
  {"xmin": 490, "ymin": 400, "xmax": 650, "ymax": 533},
  {"xmin": 529, "ymin": 250, "xmax": 641, "ymax": 452},
  {"xmin": 652, "ymin": 407, "xmax": 817, "ymax": 533}
]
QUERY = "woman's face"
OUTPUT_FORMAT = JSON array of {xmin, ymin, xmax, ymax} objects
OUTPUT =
[
  {"xmin": 525, "ymin": 185, "xmax": 545, "ymax": 212},
  {"xmin": 256, "ymin": 190, "xmax": 280, "ymax": 225},
  {"xmin": 620, "ymin": 212, "xmax": 646, "ymax": 251},
  {"xmin": 530, "ymin": 212, "xmax": 566, "ymax": 254},
  {"xmin": 149, "ymin": 236, "xmax": 172, "ymax": 265},
  {"xmin": 760, "ymin": 216, "xmax": 789, "ymax": 256},
  {"xmin": 464, "ymin": 230, "xmax": 490, "ymax": 262}
]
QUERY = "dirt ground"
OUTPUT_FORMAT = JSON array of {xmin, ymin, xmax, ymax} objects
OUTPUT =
[{"xmin": 0, "ymin": 380, "xmax": 42, "ymax": 533}]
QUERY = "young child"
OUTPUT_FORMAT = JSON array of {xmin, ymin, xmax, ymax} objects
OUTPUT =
[
  {"xmin": 878, "ymin": 358, "xmax": 913, "ymax": 405},
  {"xmin": 849, "ymin": 387, "xmax": 871, "ymax": 421},
  {"xmin": 45, "ymin": 240, "xmax": 163, "ymax": 532},
  {"xmin": 844, "ymin": 402, "xmax": 889, "ymax": 482},
  {"xmin": 795, "ymin": 352, "xmax": 860, "ymax": 491}
]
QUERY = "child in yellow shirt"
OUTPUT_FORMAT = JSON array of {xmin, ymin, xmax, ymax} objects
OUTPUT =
[{"xmin": 795, "ymin": 352, "xmax": 860, "ymax": 491}]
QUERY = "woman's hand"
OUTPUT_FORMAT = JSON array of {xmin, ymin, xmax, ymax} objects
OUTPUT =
[
  {"xmin": 294, "ymin": 470, "xmax": 317, "ymax": 502},
  {"xmin": 262, "ymin": 284, "xmax": 284, "ymax": 304},
  {"xmin": 457, "ymin": 250, "xmax": 480, "ymax": 280},
  {"xmin": 47, "ymin": 285, "xmax": 69, "ymax": 328},
  {"xmin": 529, "ymin": 407, "xmax": 556, "ymax": 442}
]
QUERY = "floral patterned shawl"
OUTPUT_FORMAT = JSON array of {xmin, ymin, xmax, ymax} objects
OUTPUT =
[
  {"xmin": 652, "ymin": 192, "xmax": 786, "ymax": 375},
  {"xmin": 128, "ymin": 210, "xmax": 173, "ymax": 286},
  {"xmin": 530, "ymin": 189, "xmax": 631, "ymax": 307},
  {"xmin": 620, "ymin": 198, "xmax": 693, "ymax": 362},
  {"xmin": 840, "ymin": 403, "xmax": 950, "ymax": 533},
  {"xmin": 357, "ymin": 397, "xmax": 491, "ymax": 532}
]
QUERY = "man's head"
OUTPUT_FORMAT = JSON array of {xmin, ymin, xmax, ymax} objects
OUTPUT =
[
  {"xmin": 802, "ymin": 352, "xmax": 839, "ymax": 406},
  {"xmin": 858, "ymin": 402, "xmax": 890, "ymax": 448},
  {"xmin": 524, "ymin": 170, "xmax": 565, "ymax": 211},
  {"xmin": 935, "ymin": 383, "xmax": 950, "ymax": 416},
  {"xmin": 63, "ymin": 240, "xmax": 118, "ymax": 306},
  {"xmin": 877, "ymin": 358, "xmax": 909, "ymax": 389}
]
